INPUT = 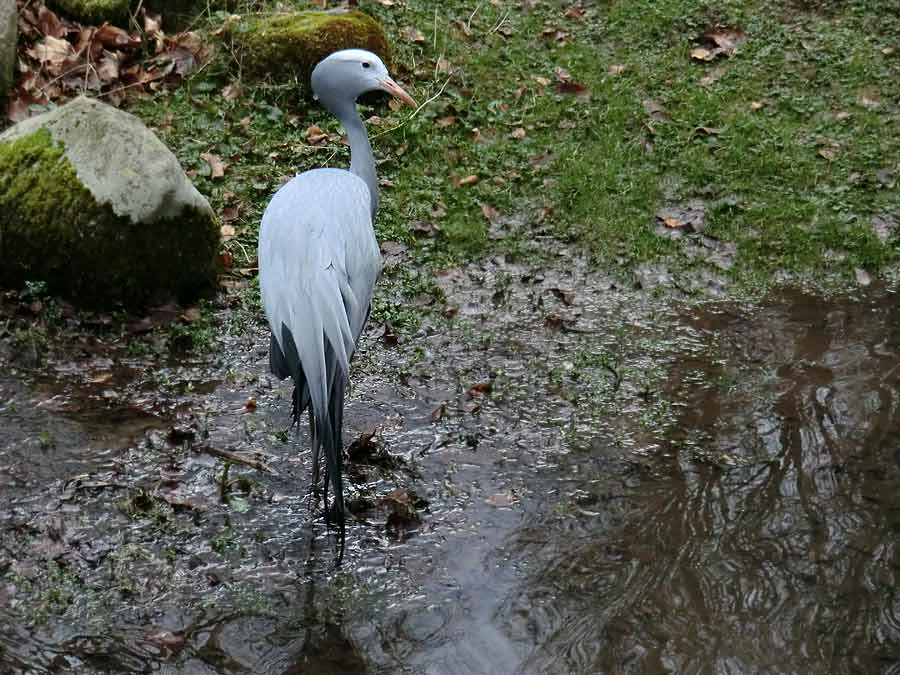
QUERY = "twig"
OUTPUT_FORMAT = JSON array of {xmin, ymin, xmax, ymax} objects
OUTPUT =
[
  {"xmin": 466, "ymin": 0, "xmax": 484, "ymax": 33},
  {"xmin": 488, "ymin": 8, "xmax": 511, "ymax": 35},
  {"xmin": 38, "ymin": 64, "xmax": 89, "ymax": 94},
  {"xmin": 371, "ymin": 75, "xmax": 453, "ymax": 139},
  {"xmin": 128, "ymin": 0, "xmax": 144, "ymax": 34},
  {"xmin": 432, "ymin": 7, "xmax": 438, "ymax": 52},
  {"xmin": 230, "ymin": 237, "xmax": 254, "ymax": 265},
  {"xmin": 194, "ymin": 444, "xmax": 278, "ymax": 474},
  {"xmin": 97, "ymin": 72, "xmax": 167, "ymax": 99}
]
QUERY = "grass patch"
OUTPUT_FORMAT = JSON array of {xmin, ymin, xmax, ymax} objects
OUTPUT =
[{"xmin": 129, "ymin": 0, "xmax": 899, "ymax": 314}]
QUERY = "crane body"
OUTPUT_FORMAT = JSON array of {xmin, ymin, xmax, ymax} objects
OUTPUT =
[{"xmin": 258, "ymin": 50, "xmax": 415, "ymax": 560}]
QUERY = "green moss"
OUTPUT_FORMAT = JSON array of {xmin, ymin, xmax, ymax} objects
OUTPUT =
[
  {"xmin": 0, "ymin": 129, "xmax": 220, "ymax": 307},
  {"xmin": 47, "ymin": 0, "xmax": 218, "ymax": 28},
  {"xmin": 47, "ymin": 0, "xmax": 130, "ymax": 25},
  {"xmin": 233, "ymin": 10, "xmax": 390, "ymax": 85}
]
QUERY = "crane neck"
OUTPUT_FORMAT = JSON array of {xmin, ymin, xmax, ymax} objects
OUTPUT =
[{"xmin": 329, "ymin": 99, "xmax": 378, "ymax": 216}]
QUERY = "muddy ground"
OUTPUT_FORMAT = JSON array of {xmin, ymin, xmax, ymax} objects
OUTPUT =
[{"xmin": 1, "ymin": 255, "xmax": 899, "ymax": 674}]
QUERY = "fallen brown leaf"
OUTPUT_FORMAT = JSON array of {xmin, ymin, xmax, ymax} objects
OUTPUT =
[
  {"xmin": 467, "ymin": 381, "xmax": 493, "ymax": 398},
  {"xmin": 200, "ymin": 152, "xmax": 226, "ymax": 178},
  {"xmin": 402, "ymin": 26, "xmax": 425, "ymax": 43},
  {"xmin": 305, "ymin": 124, "xmax": 328, "ymax": 145},
  {"xmin": 481, "ymin": 204, "xmax": 500, "ymax": 222},
  {"xmin": 221, "ymin": 82, "xmax": 242, "ymax": 101}
]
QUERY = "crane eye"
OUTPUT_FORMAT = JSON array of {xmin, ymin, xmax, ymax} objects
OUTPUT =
[{"xmin": 362, "ymin": 62, "xmax": 371, "ymax": 69}]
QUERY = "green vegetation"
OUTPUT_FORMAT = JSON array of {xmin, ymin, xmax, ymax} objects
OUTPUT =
[
  {"xmin": 231, "ymin": 10, "xmax": 391, "ymax": 83},
  {"xmin": 131, "ymin": 0, "xmax": 897, "ymax": 328},
  {"xmin": 0, "ymin": 128, "xmax": 220, "ymax": 308},
  {"xmin": 47, "ymin": 0, "xmax": 130, "ymax": 25}
]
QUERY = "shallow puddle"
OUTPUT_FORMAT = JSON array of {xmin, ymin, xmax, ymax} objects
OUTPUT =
[{"xmin": 1, "ymin": 264, "xmax": 898, "ymax": 674}]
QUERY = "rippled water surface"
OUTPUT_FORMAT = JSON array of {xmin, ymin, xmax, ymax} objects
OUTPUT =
[{"xmin": 1, "ymin": 264, "xmax": 898, "ymax": 674}]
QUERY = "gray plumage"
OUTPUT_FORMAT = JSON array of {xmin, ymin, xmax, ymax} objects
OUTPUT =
[{"xmin": 258, "ymin": 49, "xmax": 416, "ymax": 560}]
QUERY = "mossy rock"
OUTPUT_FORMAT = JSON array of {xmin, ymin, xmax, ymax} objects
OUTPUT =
[
  {"xmin": 232, "ymin": 10, "xmax": 390, "ymax": 86},
  {"xmin": 0, "ymin": 97, "xmax": 219, "ymax": 308},
  {"xmin": 46, "ymin": 0, "xmax": 130, "ymax": 25},
  {"xmin": 47, "ymin": 0, "xmax": 220, "ymax": 28}
]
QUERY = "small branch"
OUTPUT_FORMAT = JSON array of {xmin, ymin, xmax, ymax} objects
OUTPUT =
[
  {"xmin": 466, "ymin": 0, "xmax": 484, "ymax": 33},
  {"xmin": 371, "ymin": 75, "xmax": 453, "ymax": 139},
  {"xmin": 194, "ymin": 444, "xmax": 278, "ymax": 474}
]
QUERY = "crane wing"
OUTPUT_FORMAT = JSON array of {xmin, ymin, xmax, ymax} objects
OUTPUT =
[{"xmin": 259, "ymin": 168, "xmax": 381, "ymax": 420}]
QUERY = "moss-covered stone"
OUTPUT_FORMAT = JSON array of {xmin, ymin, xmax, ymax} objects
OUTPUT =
[
  {"xmin": 46, "ymin": 0, "xmax": 131, "ymax": 25},
  {"xmin": 232, "ymin": 10, "xmax": 390, "ymax": 85},
  {"xmin": 47, "ymin": 0, "xmax": 218, "ymax": 28},
  {"xmin": 0, "ymin": 128, "xmax": 218, "ymax": 307}
]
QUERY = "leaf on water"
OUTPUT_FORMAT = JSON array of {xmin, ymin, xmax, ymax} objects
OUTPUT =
[
  {"xmin": 200, "ymin": 152, "xmax": 226, "ymax": 178},
  {"xmin": 244, "ymin": 398, "xmax": 257, "ymax": 412},
  {"xmin": 381, "ymin": 321, "xmax": 398, "ymax": 347},
  {"xmin": 347, "ymin": 428, "xmax": 379, "ymax": 461},
  {"xmin": 549, "ymin": 287, "xmax": 575, "ymax": 305},
  {"xmin": 467, "ymin": 381, "xmax": 493, "ymax": 398},
  {"xmin": 431, "ymin": 403, "xmax": 446, "ymax": 422},
  {"xmin": 485, "ymin": 492, "xmax": 518, "ymax": 507}
]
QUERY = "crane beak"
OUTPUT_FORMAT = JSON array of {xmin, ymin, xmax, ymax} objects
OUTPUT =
[{"xmin": 377, "ymin": 77, "xmax": 418, "ymax": 108}]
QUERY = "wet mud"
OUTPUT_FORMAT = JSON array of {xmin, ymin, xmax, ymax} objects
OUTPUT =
[{"xmin": 1, "ymin": 260, "xmax": 898, "ymax": 674}]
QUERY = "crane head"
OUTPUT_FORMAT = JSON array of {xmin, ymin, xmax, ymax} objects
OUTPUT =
[{"xmin": 312, "ymin": 49, "xmax": 417, "ymax": 109}]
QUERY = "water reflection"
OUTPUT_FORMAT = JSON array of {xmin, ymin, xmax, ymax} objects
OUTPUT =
[
  {"xmin": 510, "ymin": 287, "xmax": 900, "ymax": 674},
  {"xmin": 2, "ymin": 276, "xmax": 899, "ymax": 674}
]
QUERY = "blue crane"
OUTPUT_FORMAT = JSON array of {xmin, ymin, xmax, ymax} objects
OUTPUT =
[{"xmin": 258, "ymin": 49, "xmax": 416, "ymax": 560}]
